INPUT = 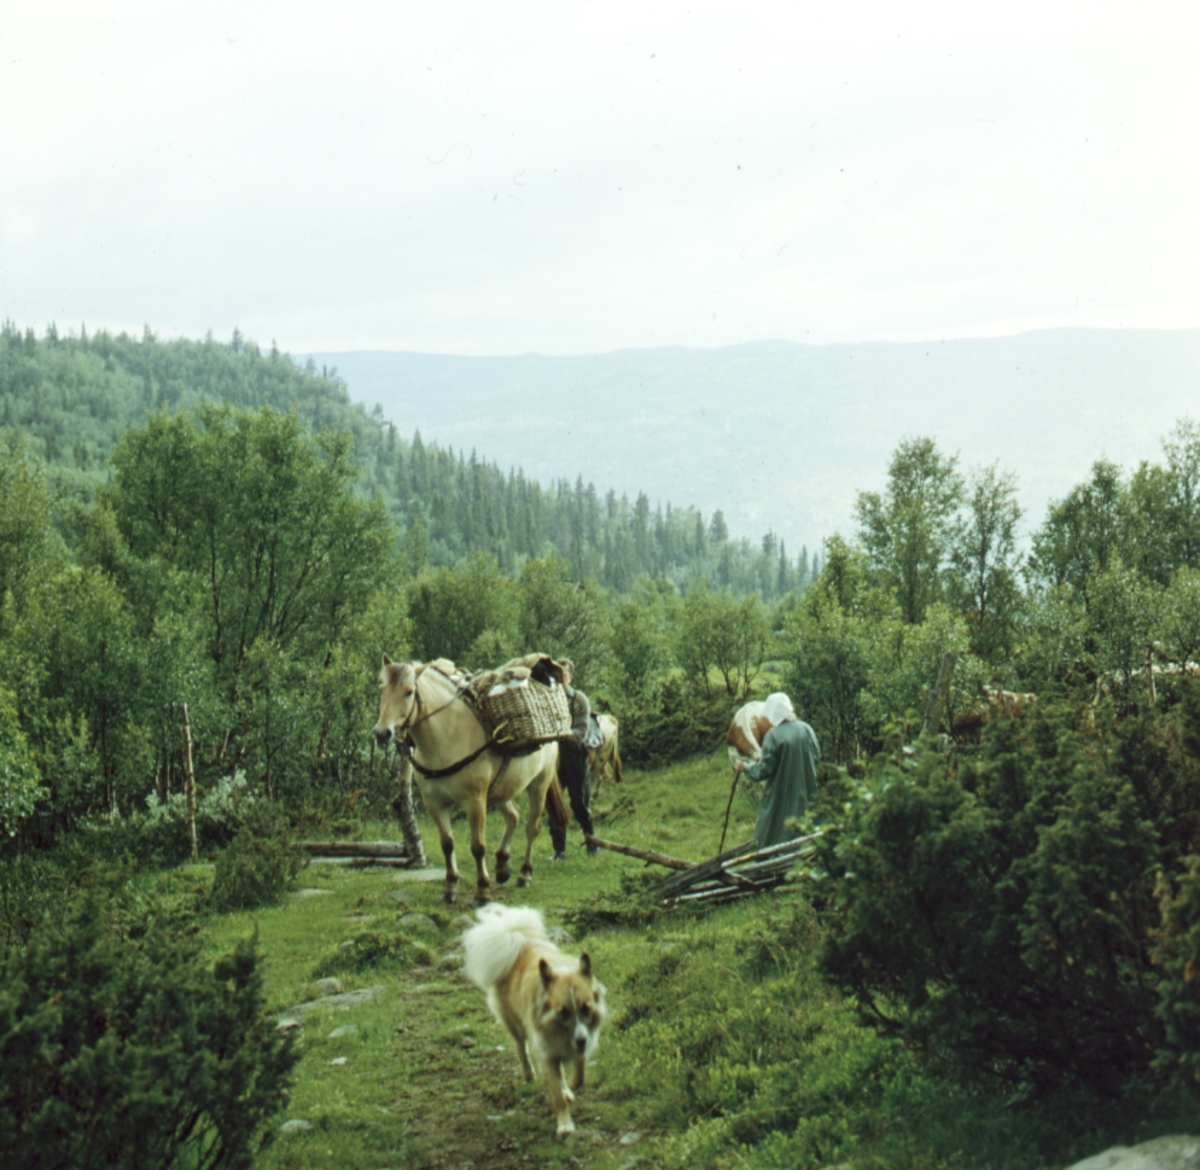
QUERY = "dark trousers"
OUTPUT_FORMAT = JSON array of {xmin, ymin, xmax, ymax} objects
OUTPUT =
[{"xmin": 549, "ymin": 740, "xmax": 594, "ymax": 852}]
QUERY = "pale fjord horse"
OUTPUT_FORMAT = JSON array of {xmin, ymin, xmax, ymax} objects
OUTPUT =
[{"xmin": 373, "ymin": 657, "xmax": 558, "ymax": 905}]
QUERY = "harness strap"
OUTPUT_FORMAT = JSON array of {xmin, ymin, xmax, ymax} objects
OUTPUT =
[{"xmin": 406, "ymin": 738, "xmax": 495, "ymax": 780}]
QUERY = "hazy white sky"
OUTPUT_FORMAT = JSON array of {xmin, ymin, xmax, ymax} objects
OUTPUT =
[{"xmin": 2, "ymin": 0, "xmax": 1197, "ymax": 356}]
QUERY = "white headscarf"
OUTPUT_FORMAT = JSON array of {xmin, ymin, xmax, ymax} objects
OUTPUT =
[{"xmin": 763, "ymin": 692, "xmax": 796, "ymax": 726}]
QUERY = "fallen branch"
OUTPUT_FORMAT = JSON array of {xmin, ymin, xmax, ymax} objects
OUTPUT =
[
  {"xmin": 584, "ymin": 835, "xmax": 693, "ymax": 871},
  {"xmin": 296, "ymin": 841, "xmax": 409, "ymax": 858},
  {"xmin": 307, "ymin": 856, "xmax": 414, "ymax": 868}
]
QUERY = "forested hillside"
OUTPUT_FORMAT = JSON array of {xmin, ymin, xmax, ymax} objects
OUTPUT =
[{"xmin": 0, "ymin": 322, "xmax": 811, "ymax": 596}]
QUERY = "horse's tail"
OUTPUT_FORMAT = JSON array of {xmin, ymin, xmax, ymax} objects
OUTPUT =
[
  {"xmin": 544, "ymin": 772, "xmax": 572, "ymax": 827},
  {"xmin": 462, "ymin": 904, "xmax": 548, "ymax": 990}
]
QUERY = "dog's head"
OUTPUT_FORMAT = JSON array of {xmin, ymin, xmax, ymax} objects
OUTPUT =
[{"xmin": 537, "ymin": 953, "xmax": 605, "ymax": 1057}]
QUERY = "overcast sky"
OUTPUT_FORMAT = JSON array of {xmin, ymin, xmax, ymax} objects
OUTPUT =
[{"xmin": 2, "ymin": 0, "xmax": 1197, "ymax": 357}]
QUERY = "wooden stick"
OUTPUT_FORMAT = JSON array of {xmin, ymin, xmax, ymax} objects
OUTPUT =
[
  {"xmin": 181, "ymin": 703, "xmax": 198, "ymax": 864},
  {"xmin": 718, "ymin": 764, "xmax": 740, "ymax": 854},
  {"xmin": 584, "ymin": 835, "xmax": 694, "ymax": 871}
]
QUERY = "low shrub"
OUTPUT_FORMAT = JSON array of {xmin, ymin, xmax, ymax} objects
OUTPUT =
[
  {"xmin": 618, "ymin": 675, "xmax": 733, "ymax": 768},
  {"xmin": 209, "ymin": 818, "xmax": 307, "ymax": 913},
  {"xmin": 311, "ymin": 930, "xmax": 434, "ymax": 978},
  {"xmin": 0, "ymin": 890, "xmax": 298, "ymax": 1169},
  {"xmin": 815, "ymin": 683, "xmax": 1200, "ymax": 1099}
]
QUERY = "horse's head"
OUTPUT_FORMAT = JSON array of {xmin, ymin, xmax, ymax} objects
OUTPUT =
[{"xmin": 374, "ymin": 655, "xmax": 419, "ymax": 748}]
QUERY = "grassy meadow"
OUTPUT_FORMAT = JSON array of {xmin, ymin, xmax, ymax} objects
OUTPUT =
[{"xmin": 188, "ymin": 752, "xmax": 1186, "ymax": 1170}]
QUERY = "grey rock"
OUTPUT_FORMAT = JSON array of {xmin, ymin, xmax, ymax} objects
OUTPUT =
[
  {"xmin": 545, "ymin": 925, "xmax": 573, "ymax": 944},
  {"xmin": 279, "ymin": 1119, "xmax": 313, "ymax": 1134},
  {"xmin": 274, "ymin": 1016, "xmax": 303, "ymax": 1032},
  {"xmin": 452, "ymin": 914, "xmax": 476, "ymax": 931},
  {"xmin": 327, "ymin": 1025, "xmax": 360, "ymax": 1039},
  {"xmin": 1065, "ymin": 1136, "xmax": 1200, "ymax": 1170},
  {"xmin": 392, "ymin": 866, "xmax": 446, "ymax": 883},
  {"xmin": 311, "ymin": 977, "xmax": 344, "ymax": 996},
  {"xmin": 398, "ymin": 912, "xmax": 440, "ymax": 934},
  {"xmin": 292, "ymin": 888, "xmax": 331, "ymax": 898},
  {"xmin": 289, "ymin": 984, "xmax": 387, "ymax": 1016}
]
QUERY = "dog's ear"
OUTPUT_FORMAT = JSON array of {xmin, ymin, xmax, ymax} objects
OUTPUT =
[
  {"xmin": 539, "ymin": 957, "xmax": 555, "ymax": 986},
  {"xmin": 579, "ymin": 952, "xmax": 592, "ymax": 977},
  {"xmin": 382, "ymin": 653, "xmax": 393, "ymax": 666}
]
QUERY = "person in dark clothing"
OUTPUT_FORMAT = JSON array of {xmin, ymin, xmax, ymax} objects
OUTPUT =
[{"xmin": 548, "ymin": 659, "xmax": 600, "ymax": 859}]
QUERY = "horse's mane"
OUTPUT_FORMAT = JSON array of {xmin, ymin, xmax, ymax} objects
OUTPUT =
[{"xmin": 379, "ymin": 658, "xmax": 461, "ymax": 687}]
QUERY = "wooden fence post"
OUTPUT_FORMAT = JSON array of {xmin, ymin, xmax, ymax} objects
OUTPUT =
[{"xmin": 181, "ymin": 703, "xmax": 198, "ymax": 864}]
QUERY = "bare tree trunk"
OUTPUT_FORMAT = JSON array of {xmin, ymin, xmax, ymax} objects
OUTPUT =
[
  {"xmin": 922, "ymin": 652, "xmax": 957, "ymax": 739},
  {"xmin": 393, "ymin": 754, "xmax": 426, "ymax": 866},
  {"xmin": 181, "ymin": 703, "xmax": 198, "ymax": 863}
]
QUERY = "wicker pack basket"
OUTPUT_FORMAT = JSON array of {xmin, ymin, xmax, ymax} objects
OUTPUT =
[{"xmin": 479, "ymin": 680, "xmax": 571, "ymax": 748}]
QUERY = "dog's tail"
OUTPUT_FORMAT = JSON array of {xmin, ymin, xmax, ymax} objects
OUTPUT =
[{"xmin": 462, "ymin": 904, "xmax": 548, "ymax": 990}]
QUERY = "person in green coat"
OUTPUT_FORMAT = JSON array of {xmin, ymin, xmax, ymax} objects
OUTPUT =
[{"xmin": 732, "ymin": 692, "xmax": 820, "ymax": 847}]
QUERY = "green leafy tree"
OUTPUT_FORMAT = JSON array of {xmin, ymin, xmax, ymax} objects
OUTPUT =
[
  {"xmin": 607, "ymin": 595, "xmax": 673, "ymax": 701},
  {"xmin": 103, "ymin": 405, "xmax": 396, "ymax": 795},
  {"xmin": 948, "ymin": 462, "xmax": 1024, "ymax": 661},
  {"xmin": 856, "ymin": 437, "xmax": 964, "ymax": 624},
  {"xmin": 0, "ymin": 440, "xmax": 61, "ymax": 616},
  {"xmin": 406, "ymin": 549, "xmax": 518, "ymax": 667},
  {"xmin": 859, "ymin": 603, "xmax": 986, "ymax": 733},
  {"xmin": 1029, "ymin": 459, "xmax": 1129, "ymax": 605},
  {"xmin": 1154, "ymin": 566, "xmax": 1200, "ymax": 669},
  {"xmin": 0, "ymin": 685, "xmax": 40, "ymax": 837},
  {"xmin": 675, "ymin": 583, "xmax": 768, "ymax": 698},
  {"xmin": 1087, "ymin": 559, "xmax": 1157, "ymax": 704},
  {"xmin": 515, "ymin": 556, "xmax": 607, "ymax": 683}
]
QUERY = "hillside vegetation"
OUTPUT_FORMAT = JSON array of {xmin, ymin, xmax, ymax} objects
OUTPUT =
[
  {"xmin": 0, "ymin": 322, "xmax": 809, "ymax": 596},
  {"xmin": 2, "ymin": 322, "xmax": 1200, "ymax": 1166}
]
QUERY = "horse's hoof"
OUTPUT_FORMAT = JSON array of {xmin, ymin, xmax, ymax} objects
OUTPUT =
[
  {"xmin": 442, "ymin": 890, "xmax": 457, "ymax": 905},
  {"xmin": 496, "ymin": 869, "xmax": 512, "ymax": 885},
  {"xmin": 472, "ymin": 894, "xmax": 492, "ymax": 909},
  {"xmin": 517, "ymin": 873, "xmax": 532, "ymax": 888}
]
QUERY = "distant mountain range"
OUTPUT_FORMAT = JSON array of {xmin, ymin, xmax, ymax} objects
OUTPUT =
[{"xmin": 312, "ymin": 329, "xmax": 1200, "ymax": 555}]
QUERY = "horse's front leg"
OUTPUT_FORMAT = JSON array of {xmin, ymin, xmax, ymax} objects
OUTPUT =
[
  {"xmin": 466, "ymin": 794, "xmax": 492, "ymax": 906},
  {"xmin": 494, "ymin": 799, "xmax": 520, "ymax": 885},
  {"xmin": 418, "ymin": 786, "xmax": 459, "ymax": 904}
]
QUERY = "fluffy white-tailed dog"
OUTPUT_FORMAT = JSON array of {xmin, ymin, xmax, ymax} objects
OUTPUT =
[{"xmin": 462, "ymin": 904, "xmax": 606, "ymax": 1136}]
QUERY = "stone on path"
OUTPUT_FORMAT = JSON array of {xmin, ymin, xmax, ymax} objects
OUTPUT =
[
  {"xmin": 392, "ymin": 867, "xmax": 446, "ymax": 884},
  {"xmin": 288, "ymin": 984, "xmax": 387, "ymax": 1016},
  {"xmin": 1064, "ymin": 1136, "xmax": 1200, "ymax": 1170}
]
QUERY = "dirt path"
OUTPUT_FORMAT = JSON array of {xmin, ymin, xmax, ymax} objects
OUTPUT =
[{"xmin": 380, "ymin": 926, "xmax": 646, "ymax": 1170}]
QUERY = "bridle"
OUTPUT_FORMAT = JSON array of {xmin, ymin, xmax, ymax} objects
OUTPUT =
[{"xmin": 390, "ymin": 663, "xmax": 509, "ymax": 787}]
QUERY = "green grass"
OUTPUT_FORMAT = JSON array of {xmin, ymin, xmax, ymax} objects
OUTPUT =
[{"xmin": 183, "ymin": 752, "xmax": 1192, "ymax": 1169}]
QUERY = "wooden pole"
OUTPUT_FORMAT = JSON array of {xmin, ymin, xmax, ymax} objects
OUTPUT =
[
  {"xmin": 584, "ymin": 835, "xmax": 693, "ymax": 871},
  {"xmin": 181, "ymin": 703, "xmax": 198, "ymax": 864},
  {"xmin": 718, "ymin": 764, "xmax": 740, "ymax": 854}
]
